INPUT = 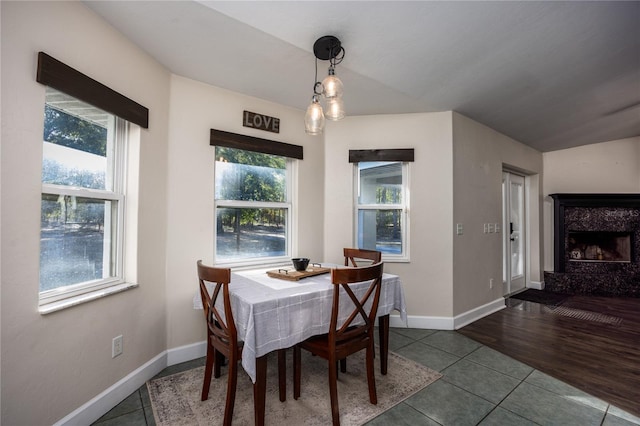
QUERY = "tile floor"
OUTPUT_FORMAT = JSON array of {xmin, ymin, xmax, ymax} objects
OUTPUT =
[{"xmin": 92, "ymin": 328, "xmax": 640, "ymax": 425}]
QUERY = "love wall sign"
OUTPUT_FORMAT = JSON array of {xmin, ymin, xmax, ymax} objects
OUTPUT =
[{"xmin": 243, "ymin": 110, "xmax": 280, "ymax": 134}]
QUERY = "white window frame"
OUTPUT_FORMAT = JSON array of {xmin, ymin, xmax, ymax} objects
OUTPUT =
[
  {"xmin": 353, "ymin": 161, "xmax": 410, "ymax": 262},
  {"xmin": 213, "ymin": 151, "xmax": 294, "ymax": 268},
  {"xmin": 39, "ymin": 114, "xmax": 129, "ymax": 306}
]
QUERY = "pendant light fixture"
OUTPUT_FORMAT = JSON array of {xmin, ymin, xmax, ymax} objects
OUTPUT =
[
  {"xmin": 304, "ymin": 92, "xmax": 324, "ymax": 135},
  {"xmin": 304, "ymin": 35, "xmax": 346, "ymax": 135}
]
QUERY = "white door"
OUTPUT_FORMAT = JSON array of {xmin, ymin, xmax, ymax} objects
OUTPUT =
[{"xmin": 503, "ymin": 172, "xmax": 526, "ymax": 295}]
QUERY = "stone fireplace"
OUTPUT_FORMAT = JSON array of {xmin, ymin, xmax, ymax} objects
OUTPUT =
[{"xmin": 545, "ymin": 193, "xmax": 640, "ymax": 296}]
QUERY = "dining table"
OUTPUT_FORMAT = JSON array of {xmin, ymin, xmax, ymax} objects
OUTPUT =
[{"xmin": 193, "ymin": 262, "xmax": 407, "ymax": 425}]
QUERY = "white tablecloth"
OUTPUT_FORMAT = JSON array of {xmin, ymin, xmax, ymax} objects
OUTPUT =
[{"xmin": 194, "ymin": 264, "xmax": 407, "ymax": 382}]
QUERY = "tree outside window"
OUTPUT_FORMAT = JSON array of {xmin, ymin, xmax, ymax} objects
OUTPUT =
[{"xmin": 214, "ymin": 147, "xmax": 291, "ymax": 263}]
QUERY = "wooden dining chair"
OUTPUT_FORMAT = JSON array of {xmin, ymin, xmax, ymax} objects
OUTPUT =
[
  {"xmin": 293, "ymin": 262, "xmax": 384, "ymax": 426},
  {"xmin": 340, "ymin": 249, "xmax": 383, "ymax": 373},
  {"xmin": 197, "ymin": 260, "xmax": 241, "ymax": 426},
  {"xmin": 343, "ymin": 248, "xmax": 382, "ymax": 267},
  {"xmin": 198, "ymin": 261, "xmax": 288, "ymax": 426}
]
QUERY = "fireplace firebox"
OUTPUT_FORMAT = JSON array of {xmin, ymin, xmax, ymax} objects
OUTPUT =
[
  {"xmin": 546, "ymin": 193, "xmax": 640, "ymax": 296},
  {"xmin": 568, "ymin": 231, "xmax": 632, "ymax": 263}
]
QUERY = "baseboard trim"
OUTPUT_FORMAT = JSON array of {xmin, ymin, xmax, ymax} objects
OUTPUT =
[
  {"xmin": 389, "ymin": 298, "xmax": 506, "ymax": 331},
  {"xmin": 53, "ymin": 351, "xmax": 167, "ymax": 426},
  {"xmin": 529, "ymin": 280, "xmax": 545, "ymax": 290},
  {"xmin": 167, "ymin": 340, "xmax": 207, "ymax": 365},
  {"xmin": 453, "ymin": 298, "xmax": 506, "ymax": 330},
  {"xmin": 453, "ymin": 297, "xmax": 507, "ymax": 330},
  {"xmin": 388, "ymin": 299, "xmax": 507, "ymax": 331},
  {"xmin": 398, "ymin": 315, "xmax": 456, "ymax": 330},
  {"xmin": 54, "ymin": 341, "xmax": 211, "ymax": 425}
]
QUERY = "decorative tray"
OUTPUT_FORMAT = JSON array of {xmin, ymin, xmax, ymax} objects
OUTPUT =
[{"xmin": 266, "ymin": 264, "xmax": 331, "ymax": 281}]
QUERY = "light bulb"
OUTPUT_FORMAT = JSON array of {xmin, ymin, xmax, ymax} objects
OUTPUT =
[
  {"xmin": 304, "ymin": 95, "xmax": 325, "ymax": 135},
  {"xmin": 322, "ymin": 67, "xmax": 343, "ymax": 99},
  {"xmin": 325, "ymin": 97, "xmax": 345, "ymax": 121}
]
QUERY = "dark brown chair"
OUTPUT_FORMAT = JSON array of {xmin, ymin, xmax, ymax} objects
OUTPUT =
[
  {"xmin": 198, "ymin": 261, "xmax": 240, "ymax": 426},
  {"xmin": 344, "ymin": 248, "xmax": 382, "ymax": 267},
  {"xmin": 340, "ymin": 249, "xmax": 383, "ymax": 374},
  {"xmin": 197, "ymin": 260, "xmax": 287, "ymax": 426},
  {"xmin": 293, "ymin": 262, "xmax": 384, "ymax": 426}
]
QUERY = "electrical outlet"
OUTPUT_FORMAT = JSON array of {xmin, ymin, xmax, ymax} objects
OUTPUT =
[
  {"xmin": 112, "ymin": 335, "xmax": 123, "ymax": 358},
  {"xmin": 483, "ymin": 223, "xmax": 488, "ymax": 233},
  {"xmin": 489, "ymin": 278, "xmax": 494, "ymax": 289},
  {"xmin": 495, "ymin": 223, "xmax": 501, "ymax": 233},
  {"xmin": 488, "ymin": 223, "xmax": 494, "ymax": 233},
  {"xmin": 456, "ymin": 223, "xmax": 463, "ymax": 235}
]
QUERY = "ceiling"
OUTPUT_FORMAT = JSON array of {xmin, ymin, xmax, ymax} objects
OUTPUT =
[{"xmin": 85, "ymin": 1, "xmax": 640, "ymax": 152}]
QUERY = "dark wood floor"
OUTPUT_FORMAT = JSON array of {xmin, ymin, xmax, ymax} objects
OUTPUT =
[{"xmin": 458, "ymin": 293, "xmax": 640, "ymax": 417}]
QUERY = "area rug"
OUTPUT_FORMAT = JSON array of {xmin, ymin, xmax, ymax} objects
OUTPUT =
[
  {"xmin": 147, "ymin": 349, "xmax": 441, "ymax": 426},
  {"xmin": 510, "ymin": 289, "xmax": 569, "ymax": 306}
]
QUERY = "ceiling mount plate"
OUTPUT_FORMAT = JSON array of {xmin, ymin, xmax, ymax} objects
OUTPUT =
[{"xmin": 313, "ymin": 35, "xmax": 342, "ymax": 61}]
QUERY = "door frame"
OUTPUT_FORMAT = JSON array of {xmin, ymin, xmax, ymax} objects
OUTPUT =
[{"xmin": 502, "ymin": 170, "xmax": 528, "ymax": 296}]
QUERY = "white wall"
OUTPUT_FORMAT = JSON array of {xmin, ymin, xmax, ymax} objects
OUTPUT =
[
  {"xmin": 324, "ymin": 112, "xmax": 455, "ymax": 320},
  {"xmin": 452, "ymin": 113, "xmax": 543, "ymax": 315},
  {"xmin": 542, "ymin": 136, "xmax": 640, "ymax": 270},
  {"xmin": 164, "ymin": 75, "xmax": 325, "ymax": 348},
  {"xmin": 543, "ymin": 137, "xmax": 640, "ymax": 194},
  {"xmin": 1, "ymin": 2, "xmax": 170, "ymax": 424}
]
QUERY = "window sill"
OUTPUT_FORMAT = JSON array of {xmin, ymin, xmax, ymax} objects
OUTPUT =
[
  {"xmin": 214, "ymin": 259, "xmax": 291, "ymax": 270},
  {"xmin": 382, "ymin": 257, "xmax": 410, "ymax": 263},
  {"xmin": 39, "ymin": 282, "xmax": 138, "ymax": 315}
]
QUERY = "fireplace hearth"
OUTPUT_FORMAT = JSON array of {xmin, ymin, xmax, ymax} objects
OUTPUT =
[{"xmin": 546, "ymin": 194, "xmax": 640, "ymax": 297}]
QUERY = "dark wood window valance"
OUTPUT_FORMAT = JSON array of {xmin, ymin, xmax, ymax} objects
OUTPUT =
[
  {"xmin": 210, "ymin": 129, "xmax": 303, "ymax": 160},
  {"xmin": 348, "ymin": 149, "xmax": 414, "ymax": 163},
  {"xmin": 36, "ymin": 52, "xmax": 149, "ymax": 128}
]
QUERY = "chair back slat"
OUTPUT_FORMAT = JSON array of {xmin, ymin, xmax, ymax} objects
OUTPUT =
[
  {"xmin": 197, "ymin": 261, "xmax": 236, "ymax": 347},
  {"xmin": 329, "ymin": 262, "xmax": 383, "ymax": 347},
  {"xmin": 343, "ymin": 248, "xmax": 382, "ymax": 267}
]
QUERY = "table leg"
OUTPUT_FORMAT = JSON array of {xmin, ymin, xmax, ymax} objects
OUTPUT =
[
  {"xmin": 378, "ymin": 314, "xmax": 389, "ymax": 375},
  {"xmin": 278, "ymin": 349, "xmax": 286, "ymax": 402},
  {"xmin": 253, "ymin": 354, "xmax": 267, "ymax": 426}
]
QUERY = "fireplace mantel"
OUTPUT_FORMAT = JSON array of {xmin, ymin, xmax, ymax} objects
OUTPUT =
[
  {"xmin": 550, "ymin": 193, "xmax": 640, "ymax": 207},
  {"xmin": 550, "ymin": 193, "xmax": 640, "ymax": 273}
]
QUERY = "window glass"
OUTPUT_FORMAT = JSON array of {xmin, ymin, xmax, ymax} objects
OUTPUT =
[
  {"xmin": 215, "ymin": 148, "xmax": 285, "ymax": 202},
  {"xmin": 216, "ymin": 207, "xmax": 287, "ymax": 260},
  {"xmin": 357, "ymin": 209, "xmax": 403, "ymax": 255},
  {"xmin": 215, "ymin": 147, "xmax": 290, "ymax": 263},
  {"xmin": 356, "ymin": 161, "xmax": 409, "ymax": 260},
  {"xmin": 358, "ymin": 162, "xmax": 402, "ymax": 205},
  {"xmin": 40, "ymin": 88, "xmax": 125, "ymax": 297},
  {"xmin": 40, "ymin": 195, "xmax": 115, "ymax": 291}
]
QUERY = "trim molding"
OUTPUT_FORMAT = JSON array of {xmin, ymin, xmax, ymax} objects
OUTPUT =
[
  {"xmin": 54, "ymin": 341, "xmax": 208, "ymax": 425},
  {"xmin": 529, "ymin": 280, "xmax": 545, "ymax": 290},
  {"xmin": 388, "ymin": 299, "xmax": 506, "ymax": 331},
  {"xmin": 210, "ymin": 128, "xmax": 303, "ymax": 159},
  {"xmin": 167, "ymin": 341, "xmax": 207, "ymax": 366},
  {"xmin": 349, "ymin": 148, "xmax": 415, "ymax": 163},
  {"xmin": 400, "ymin": 315, "xmax": 456, "ymax": 330},
  {"xmin": 53, "ymin": 352, "xmax": 167, "ymax": 425},
  {"xmin": 36, "ymin": 52, "xmax": 149, "ymax": 128},
  {"xmin": 453, "ymin": 298, "xmax": 506, "ymax": 329}
]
